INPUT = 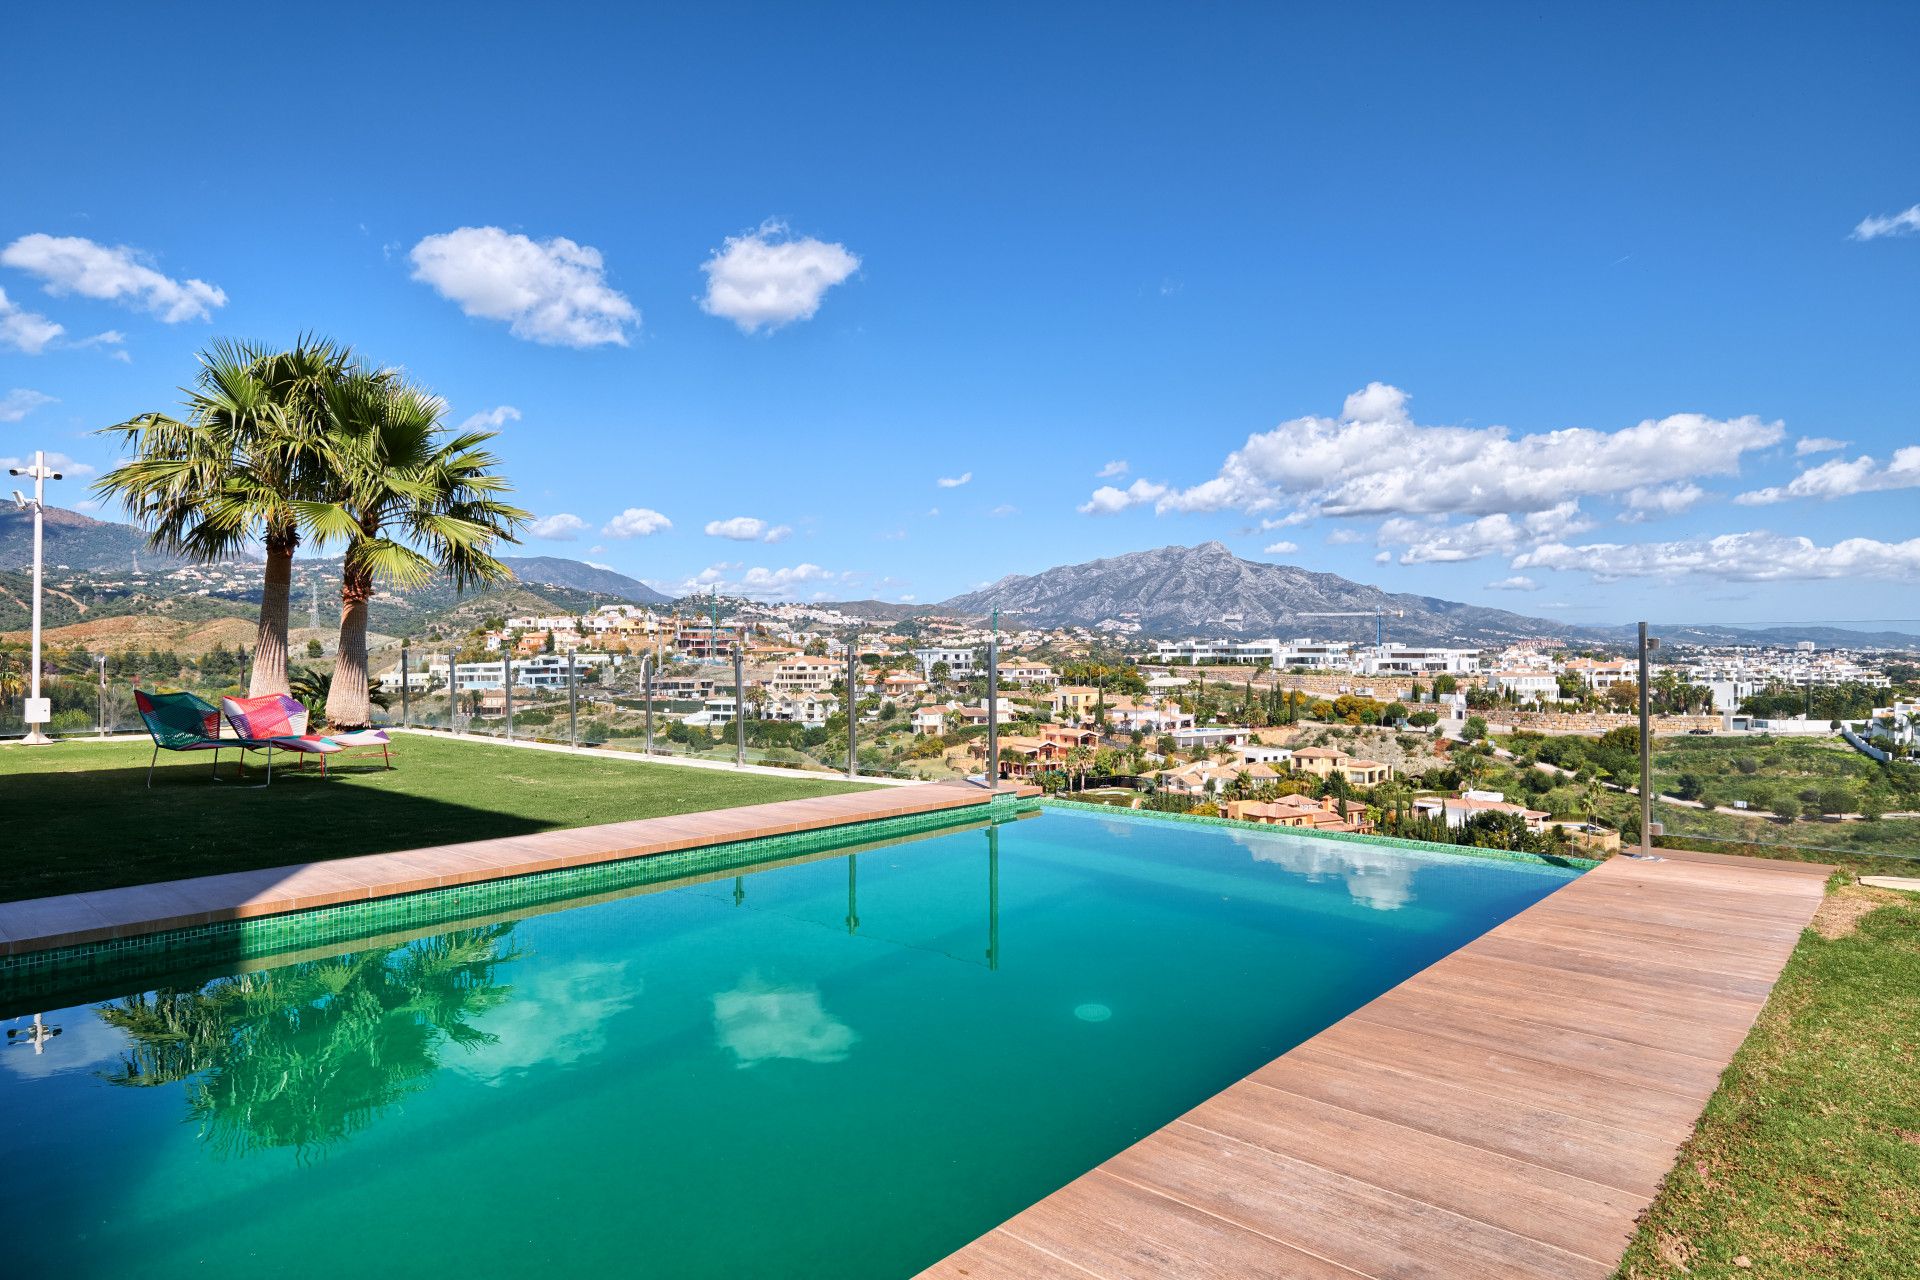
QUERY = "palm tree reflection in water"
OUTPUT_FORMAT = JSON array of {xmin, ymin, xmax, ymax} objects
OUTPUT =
[{"xmin": 96, "ymin": 925, "xmax": 523, "ymax": 1158}]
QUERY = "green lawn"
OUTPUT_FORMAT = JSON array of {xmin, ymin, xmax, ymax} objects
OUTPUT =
[
  {"xmin": 0, "ymin": 735, "xmax": 874, "ymax": 902},
  {"xmin": 1618, "ymin": 882, "xmax": 1920, "ymax": 1278}
]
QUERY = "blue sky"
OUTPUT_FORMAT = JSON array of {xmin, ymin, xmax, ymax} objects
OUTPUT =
[{"xmin": 3, "ymin": 3, "xmax": 1916, "ymax": 628}]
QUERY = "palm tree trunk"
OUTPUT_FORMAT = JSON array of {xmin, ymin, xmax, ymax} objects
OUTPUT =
[
  {"xmin": 250, "ymin": 530, "xmax": 297, "ymax": 697},
  {"xmin": 326, "ymin": 565, "xmax": 375, "ymax": 729}
]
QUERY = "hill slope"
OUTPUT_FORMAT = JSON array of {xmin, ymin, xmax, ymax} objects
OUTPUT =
[
  {"xmin": 0, "ymin": 505, "xmax": 192, "ymax": 573},
  {"xmin": 499, "ymin": 556, "xmax": 671, "ymax": 605},
  {"xmin": 940, "ymin": 541, "xmax": 1574, "ymax": 644}
]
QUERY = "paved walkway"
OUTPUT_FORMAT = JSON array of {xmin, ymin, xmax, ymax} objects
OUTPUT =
[
  {"xmin": 920, "ymin": 847, "xmax": 1830, "ymax": 1280},
  {"xmin": 0, "ymin": 781, "xmax": 1017, "ymax": 956}
]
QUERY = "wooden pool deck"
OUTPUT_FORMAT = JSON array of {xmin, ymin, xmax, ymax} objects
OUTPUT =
[
  {"xmin": 0, "ymin": 780, "xmax": 1026, "ymax": 956},
  {"xmin": 920, "ymin": 847, "xmax": 1830, "ymax": 1280}
]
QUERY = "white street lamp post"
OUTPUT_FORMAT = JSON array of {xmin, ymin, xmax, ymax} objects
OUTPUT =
[{"xmin": 9, "ymin": 450, "xmax": 62, "ymax": 745}]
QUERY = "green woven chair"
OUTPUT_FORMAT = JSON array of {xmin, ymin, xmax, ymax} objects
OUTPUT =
[{"xmin": 134, "ymin": 689, "xmax": 269, "ymax": 788}]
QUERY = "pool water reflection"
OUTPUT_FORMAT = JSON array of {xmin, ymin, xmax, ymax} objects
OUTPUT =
[{"xmin": 0, "ymin": 808, "xmax": 1580, "ymax": 1279}]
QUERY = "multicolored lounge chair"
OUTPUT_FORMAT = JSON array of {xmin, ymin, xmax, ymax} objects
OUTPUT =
[
  {"xmin": 220, "ymin": 694, "xmax": 344, "ymax": 781},
  {"xmin": 134, "ymin": 689, "xmax": 268, "ymax": 788}
]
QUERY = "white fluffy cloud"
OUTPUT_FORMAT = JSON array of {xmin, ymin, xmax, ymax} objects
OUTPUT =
[
  {"xmin": 1621, "ymin": 482, "xmax": 1705, "ymax": 521},
  {"xmin": 1096, "ymin": 459, "xmax": 1129, "ymax": 478},
  {"xmin": 1487, "ymin": 575, "xmax": 1539, "ymax": 591},
  {"xmin": 663, "ymin": 561, "xmax": 845, "ymax": 600},
  {"xmin": 1263, "ymin": 541, "xmax": 1299, "ymax": 555},
  {"xmin": 1378, "ymin": 500, "xmax": 1593, "ymax": 564},
  {"xmin": 529, "ymin": 512, "xmax": 588, "ymax": 540},
  {"xmin": 1736, "ymin": 448, "xmax": 1920, "ymax": 505},
  {"xmin": 0, "ymin": 287, "xmax": 63, "ymax": 353},
  {"xmin": 1078, "ymin": 478, "xmax": 1168, "ymax": 515},
  {"xmin": 1, "ymin": 234, "xmax": 225, "ymax": 322},
  {"xmin": 1795, "ymin": 436, "xmax": 1848, "ymax": 456},
  {"xmin": 410, "ymin": 227, "xmax": 638, "ymax": 347},
  {"xmin": 1515, "ymin": 531, "xmax": 1920, "ymax": 582},
  {"xmin": 936, "ymin": 472, "xmax": 972, "ymax": 488},
  {"xmin": 459, "ymin": 405, "xmax": 521, "ymax": 431},
  {"xmin": 1852, "ymin": 204, "xmax": 1920, "ymax": 241},
  {"xmin": 0, "ymin": 388, "xmax": 56, "ymax": 423},
  {"xmin": 1122, "ymin": 383, "xmax": 1781, "ymax": 520},
  {"xmin": 602, "ymin": 507, "xmax": 672, "ymax": 538},
  {"xmin": 705, "ymin": 516, "xmax": 792, "ymax": 543},
  {"xmin": 698, "ymin": 221, "xmax": 859, "ymax": 333}
]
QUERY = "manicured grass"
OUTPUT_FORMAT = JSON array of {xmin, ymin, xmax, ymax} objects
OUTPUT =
[
  {"xmin": 1618, "ymin": 882, "xmax": 1920, "ymax": 1278},
  {"xmin": 0, "ymin": 735, "xmax": 874, "ymax": 902}
]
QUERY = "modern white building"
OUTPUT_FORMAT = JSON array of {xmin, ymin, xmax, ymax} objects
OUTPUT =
[
  {"xmin": 452, "ymin": 653, "xmax": 619, "ymax": 690},
  {"xmin": 912, "ymin": 646, "xmax": 977, "ymax": 679},
  {"xmin": 1491, "ymin": 670, "xmax": 1559, "ymax": 700},
  {"xmin": 1356, "ymin": 645, "xmax": 1481, "ymax": 676}
]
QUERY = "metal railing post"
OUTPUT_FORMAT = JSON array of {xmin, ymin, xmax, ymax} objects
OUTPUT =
[
  {"xmin": 1638, "ymin": 621, "xmax": 1653, "ymax": 856},
  {"xmin": 733, "ymin": 645, "xmax": 746, "ymax": 766},
  {"xmin": 568, "ymin": 652, "xmax": 578, "ymax": 748},
  {"xmin": 986, "ymin": 634, "xmax": 1000, "ymax": 789},
  {"xmin": 846, "ymin": 636, "xmax": 858, "ymax": 778},
  {"xmin": 643, "ymin": 655, "xmax": 655, "ymax": 755}
]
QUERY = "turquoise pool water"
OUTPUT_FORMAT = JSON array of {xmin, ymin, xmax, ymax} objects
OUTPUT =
[{"xmin": 0, "ymin": 807, "xmax": 1580, "ymax": 1278}]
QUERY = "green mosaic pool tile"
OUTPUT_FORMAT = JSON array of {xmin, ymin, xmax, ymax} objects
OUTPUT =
[
  {"xmin": 0, "ymin": 798, "xmax": 1040, "ymax": 1005},
  {"xmin": 1037, "ymin": 797, "xmax": 1600, "ymax": 872}
]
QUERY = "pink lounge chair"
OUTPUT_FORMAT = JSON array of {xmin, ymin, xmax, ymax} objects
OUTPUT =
[
  {"xmin": 326, "ymin": 726, "xmax": 394, "ymax": 769},
  {"xmin": 220, "ymin": 694, "xmax": 344, "ymax": 782}
]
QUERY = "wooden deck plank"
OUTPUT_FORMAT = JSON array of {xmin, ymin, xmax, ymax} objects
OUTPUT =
[
  {"xmin": 923, "ymin": 847, "xmax": 1829, "ymax": 1280},
  {"xmin": 1180, "ymin": 1083, "xmax": 1644, "ymax": 1266}
]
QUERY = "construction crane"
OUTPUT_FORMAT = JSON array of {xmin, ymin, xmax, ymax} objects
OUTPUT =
[{"xmin": 1300, "ymin": 609, "xmax": 1405, "ymax": 649}]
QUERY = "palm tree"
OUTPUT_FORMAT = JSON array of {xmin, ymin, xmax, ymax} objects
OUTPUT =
[
  {"xmin": 96, "ymin": 338, "xmax": 351, "ymax": 697},
  {"xmin": 300, "ymin": 375, "xmax": 527, "ymax": 727}
]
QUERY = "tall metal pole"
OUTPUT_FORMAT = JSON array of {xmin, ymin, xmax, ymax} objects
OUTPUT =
[
  {"xmin": 733, "ymin": 644, "xmax": 746, "ymax": 766},
  {"xmin": 400, "ymin": 640, "xmax": 411, "ymax": 728},
  {"xmin": 1638, "ymin": 621, "xmax": 1653, "ymax": 857},
  {"xmin": 986, "ymin": 615, "xmax": 1000, "ymax": 790},
  {"xmin": 9, "ymin": 451, "xmax": 58, "ymax": 744},
  {"xmin": 448, "ymin": 649, "xmax": 459, "ymax": 733},
  {"xmin": 503, "ymin": 652, "xmax": 514, "ymax": 741},
  {"xmin": 96, "ymin": 654, "xmax": 107, "ymax": 737},
  {"xmin": 568, "ymin": 652, "xmax": 578, "ymax": 748},
  {"xmin": 643, "ymin": 655, "xmax": 655, "ymax": 755},
  {"xmin": 846, "ymin": 635, "xmax": 859, "ymax": 778}
]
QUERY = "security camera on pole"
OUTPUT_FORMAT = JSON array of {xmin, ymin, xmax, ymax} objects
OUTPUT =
[{"xmin": 8, "ymin": 451, "xmax": 61, "ymax": 745}]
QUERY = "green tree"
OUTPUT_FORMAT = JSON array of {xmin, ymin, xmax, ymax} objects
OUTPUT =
[
  {"xmin": 96, "ymin": 337, "xmax": 351, "ymax": 697},
  {"xmin": 305, "ymin": 638, "xmax": 324, "ymax": 658},
  {"xmin": 299, "ymin": 374, "xmax": 527, "ymax": 727}
]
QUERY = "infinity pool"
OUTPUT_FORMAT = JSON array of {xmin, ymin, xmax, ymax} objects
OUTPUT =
[{"xmin": 0, "ymin": 807, "xmax": 1581, "ymax": 1278}]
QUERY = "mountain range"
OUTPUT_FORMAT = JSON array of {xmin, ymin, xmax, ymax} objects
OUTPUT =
[
  {"xmin": 938, "ymin": 542, "xmax": 1576, "ymax": 645},
  {"xmin": 6, "ymin": 511, "xmax": 1914, "ymax": 650},
  {"xmin": 0, "ymin": 505, "xmax": 192, "ymax": 574}
]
